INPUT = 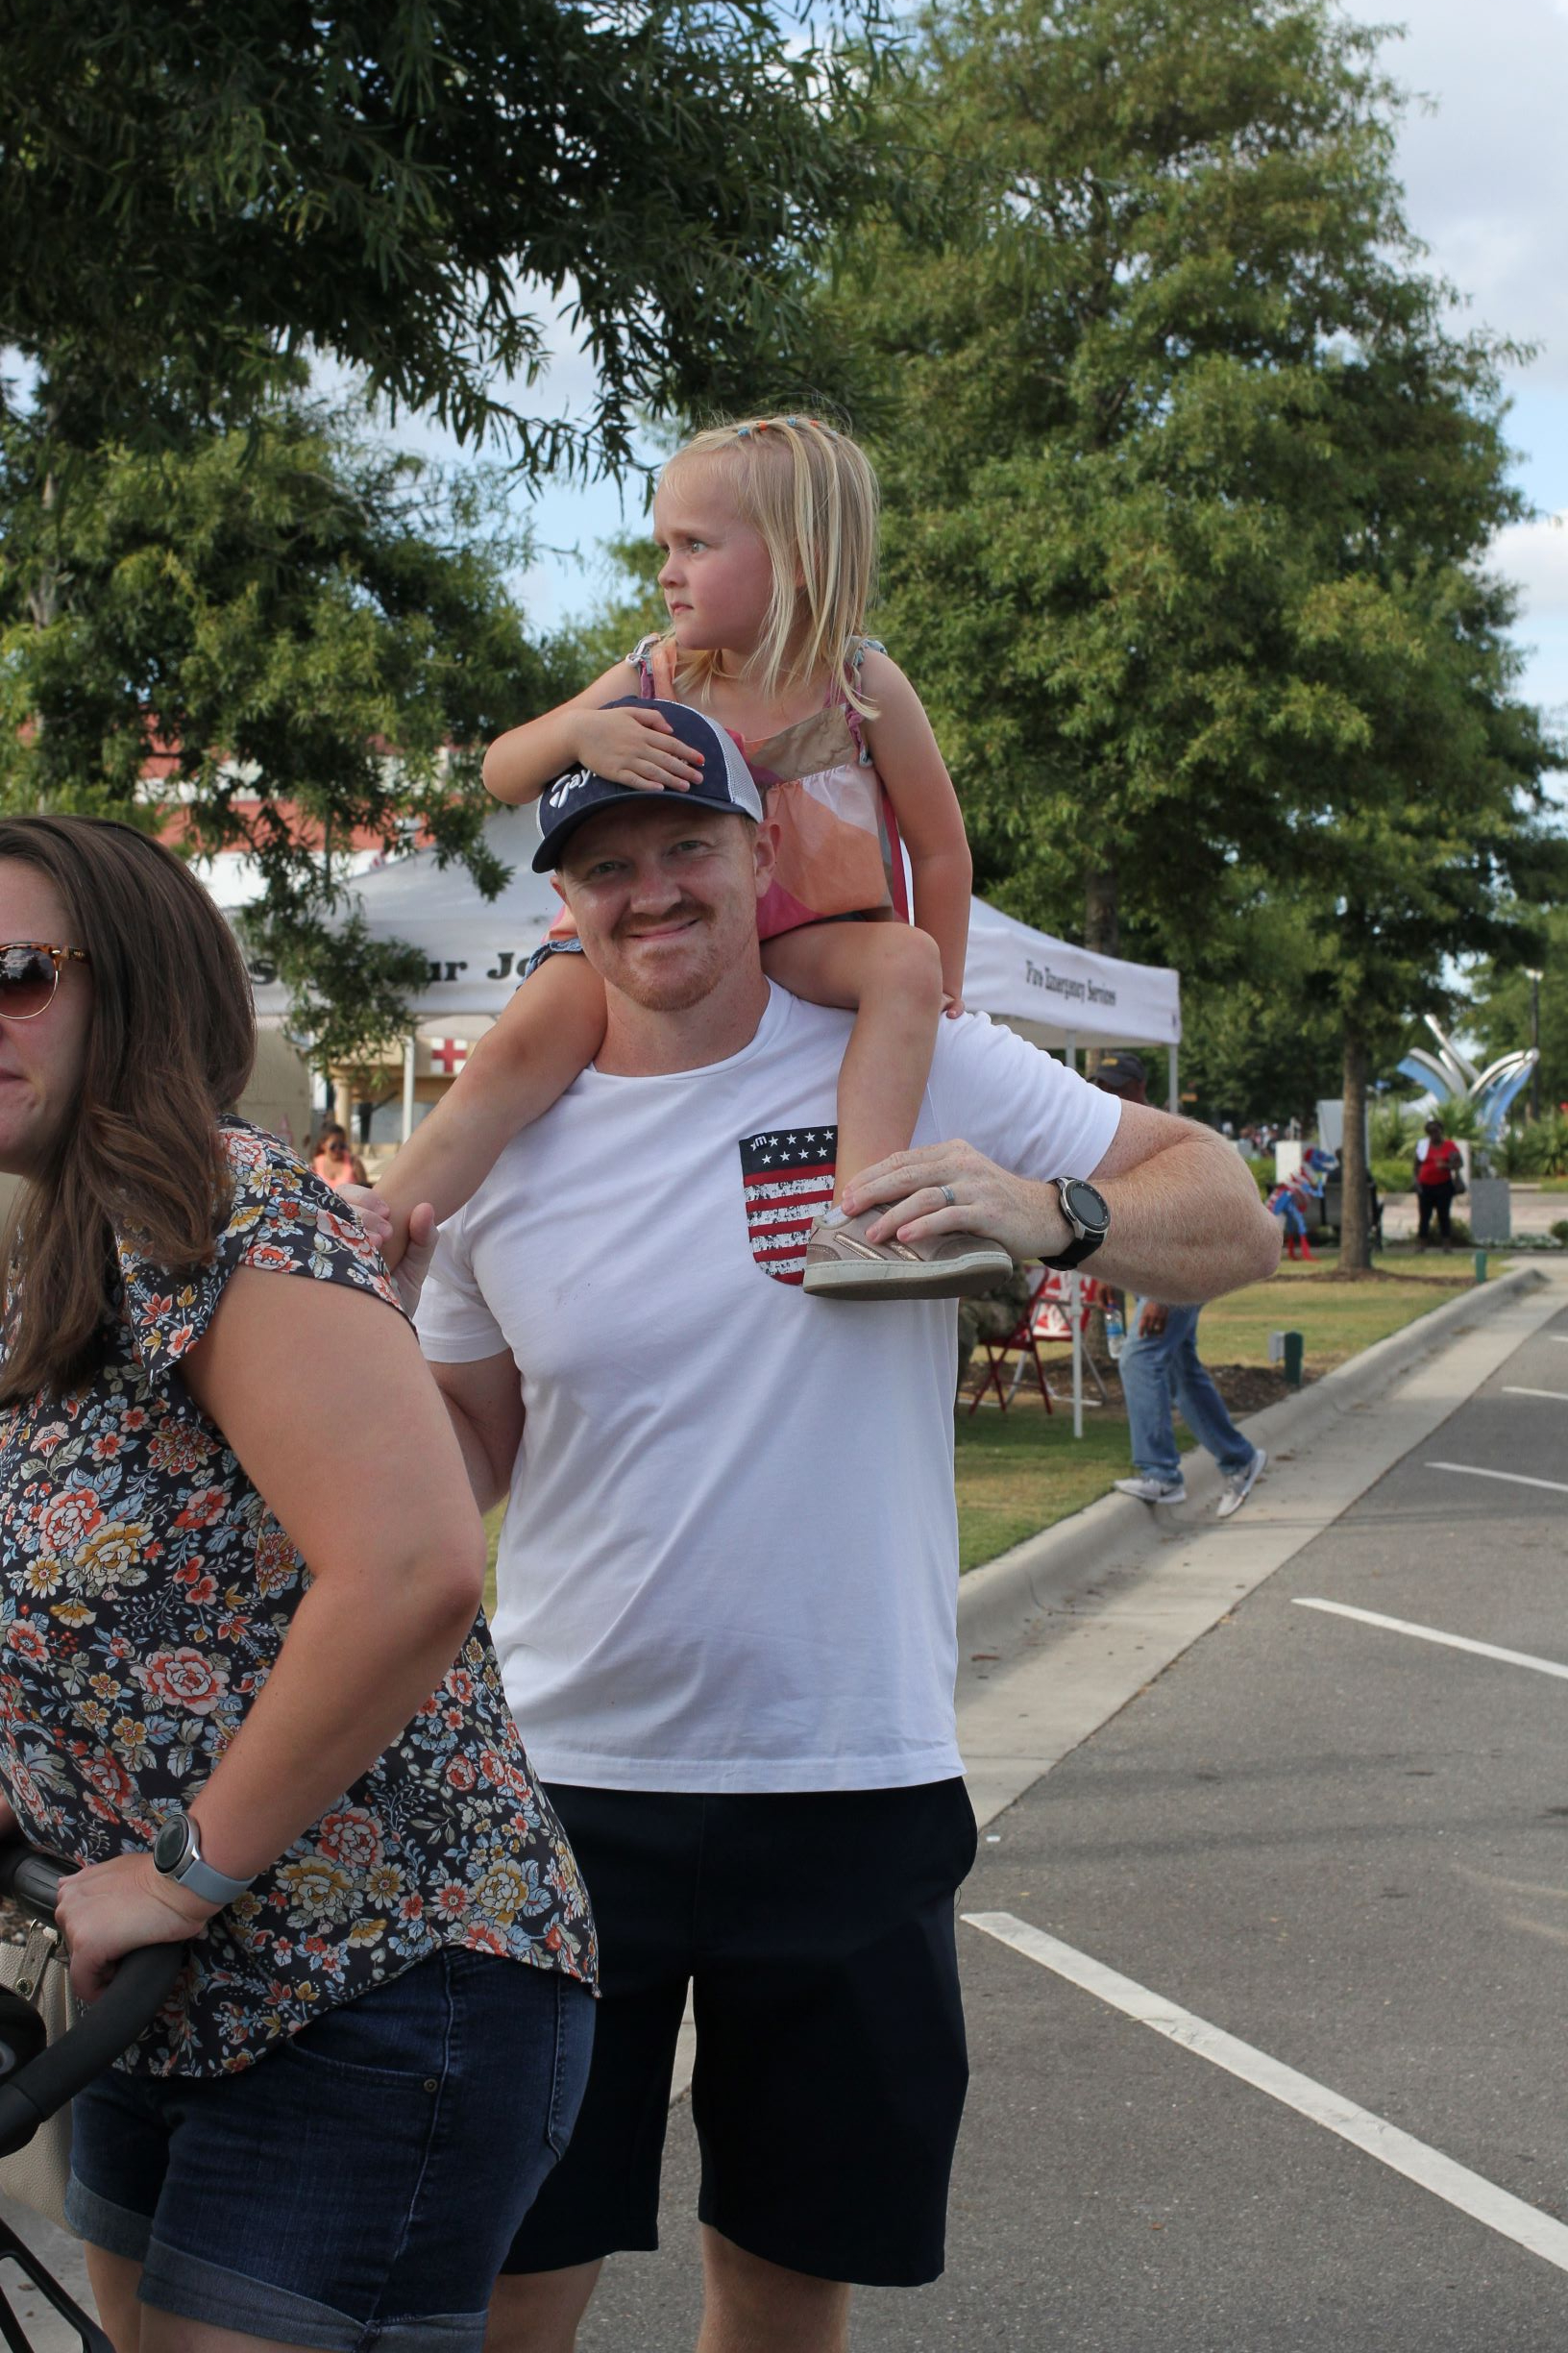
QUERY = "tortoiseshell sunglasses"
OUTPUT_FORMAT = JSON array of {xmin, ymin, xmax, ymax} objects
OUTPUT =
[{"xmin": 0, "ymin": 944, "xmax": 90, "ymax": 1021}]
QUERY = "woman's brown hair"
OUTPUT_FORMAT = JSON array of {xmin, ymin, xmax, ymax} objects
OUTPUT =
[{"xmin": 0, "ymin": 815, "xmax": 257, "ymax": 1404}]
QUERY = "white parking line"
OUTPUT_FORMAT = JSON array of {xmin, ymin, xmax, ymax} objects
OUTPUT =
[
  {"xmin": 1427, "ymin": 1460, "xmax": 1568, "ymax": 1496},
  {"xmin": 1293, "ymin": 1597, "xmax": 1568, "ymax": 1681},
  {"xmin": 964, "ymin": 1911, "xmax": 1568, "ymax": 2275},
  {"xmin": 1503, "ymin": 1386, "xmax": 1568, "ymax": 1404}
]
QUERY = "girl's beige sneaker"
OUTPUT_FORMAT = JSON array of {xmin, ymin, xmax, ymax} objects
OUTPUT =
[{"xmin": 801, "ymin": 1210, "xmax": 1014, "ymax": 1301}]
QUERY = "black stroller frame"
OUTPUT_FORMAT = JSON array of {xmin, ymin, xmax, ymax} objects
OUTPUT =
[{"xmin": 0, "ymin": 1841, "xmax": 185, "ymax": 2353}]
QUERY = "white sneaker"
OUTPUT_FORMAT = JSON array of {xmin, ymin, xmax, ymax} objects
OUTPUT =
[
  {"xmin": 1216, "ymin": 1446, "xmax": 1267, "ymax": 1519},
  {"xmin": 1114, "ymin": 1473, "xmax": 1187, "ymax": 1506}
]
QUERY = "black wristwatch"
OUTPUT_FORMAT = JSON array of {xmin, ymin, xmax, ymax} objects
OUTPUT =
[
  {"xmin": 1041, "ymin": 1177, "xmax": 1111, "ymax": 1270},
  {"xmin": 153, "ymin": 1810, "xmax": 255, "ymax": 1907}
]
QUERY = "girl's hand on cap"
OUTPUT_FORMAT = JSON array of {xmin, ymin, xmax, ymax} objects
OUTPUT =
[{"xmin": 574, "ymin": 705, "xmax": 705, "ymax": 792}]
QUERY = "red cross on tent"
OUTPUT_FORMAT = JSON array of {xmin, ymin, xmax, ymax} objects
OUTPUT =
[{"xmin": 429, "ymin": 1040, "xmax": 468, "ymax": 1074}]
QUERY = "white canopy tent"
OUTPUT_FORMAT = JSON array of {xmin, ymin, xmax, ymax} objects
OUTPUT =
[
  {"xmin": 243, "ymin": 815, "xmax": 1182, "ymax": 1434},
  {"xmin": 963, "ymin": 897, "xmax": 1181, "ymax": 1101},
  {"xmin": 247, "ymin": 811, "xmax": 563, "ymax": 1030},
  {"xmin": 249, "ymin": 809, "xmax": 1183, "ymax": 1079}
]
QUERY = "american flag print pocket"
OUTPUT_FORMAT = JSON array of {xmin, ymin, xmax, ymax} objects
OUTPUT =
[{"xmin": 739, "ymin": 1126, "xmax": 838, "ymax": 1285}]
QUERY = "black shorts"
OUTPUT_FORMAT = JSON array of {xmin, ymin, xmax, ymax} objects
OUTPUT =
[{"xmin": 503, "ymin": 1777, "xmax": 977, "ymax": 2288}]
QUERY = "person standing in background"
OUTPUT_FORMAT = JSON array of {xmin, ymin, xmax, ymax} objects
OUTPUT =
[
  {"xmin": 1413, "ymin": 1115, "xmax": 1462, "ymax": 1249},
  {"xmin": 312, "ymin": 1121, "xmax": 368, "ymax": 1190},
  {"xmin": 1094, "ymin": 1054, "xmax": 1268, "ymax": 1521}
]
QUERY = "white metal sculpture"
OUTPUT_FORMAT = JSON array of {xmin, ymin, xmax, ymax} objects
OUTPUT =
[{"xmin": 1396, "ymin": 1015, "xmax": 1537, "ymax": 1141}]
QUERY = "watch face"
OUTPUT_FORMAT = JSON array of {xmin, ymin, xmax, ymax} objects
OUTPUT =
[
  {"xmin": 1063, "ymin": 1179, "xmax": 1110, "ymax": 1235},
  {"xmin": 153, "ymin": 1815, "xmax": 187, "ymax": 1875}
]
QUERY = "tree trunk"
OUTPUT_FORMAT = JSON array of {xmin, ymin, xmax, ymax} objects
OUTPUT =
[
  {"xmin": 1339, "ymin": 1027, "xmax": 1372, "ymax": 1274},
  {"xmin": 1085, "ymin": 860, "xmax": 1119, "ymax": 957}
]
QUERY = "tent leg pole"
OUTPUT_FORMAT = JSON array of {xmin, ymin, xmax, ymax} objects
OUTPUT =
[
  {"xmin": 1065, "ymin": 1027, "xmax": 1078, "ymax": 1073},
  {"xmin": 1071, "ymin": 1273, "xmax": 1084, "ymax": 1439},
  {"xmin": 402, "ymin": 1034, "xmax": 418, "ymax": 1144},
  {"xmin": 1167, "ymin": 1043, "xmax": 1179, "ymax": 1115}
]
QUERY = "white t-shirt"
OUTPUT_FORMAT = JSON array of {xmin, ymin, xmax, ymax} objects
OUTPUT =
[{"xmin": 416, "ymin": 985, "xmax": 1121, "ymax": 1793}]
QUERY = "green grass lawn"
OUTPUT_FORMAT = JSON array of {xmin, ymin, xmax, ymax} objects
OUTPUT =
[
  {"xmin": 1197, "ymin": 1253, "xmax": 1467, "ymax": 1374},
  {"xmin": 483, "ymin": 1506, "xmax": 504, "ymax": 1623},
  {"xmin": 952, "ymin": 1414, "xmax": 1149, "ymax": 1571},
  {"xmin": 481, "ymin": 1254, "xmax": 1475, "ymax": 1605},
  {"xmin": 951, "ymin": 1254, "xmax": 1469, "ymax": 1570}
]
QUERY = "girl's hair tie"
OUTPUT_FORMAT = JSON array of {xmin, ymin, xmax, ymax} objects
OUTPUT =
[{"xmin": 734, "ymin": 414, "xmax": 835, "ymax": 440}]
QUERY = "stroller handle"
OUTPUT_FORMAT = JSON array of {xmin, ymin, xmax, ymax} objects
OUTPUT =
[{"xmin": 0, "ymin": 1838, "xmax": 188, "ymax": 2158}]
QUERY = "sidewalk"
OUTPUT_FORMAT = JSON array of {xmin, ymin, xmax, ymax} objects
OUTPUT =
[{"xmin": 1382, "ymin": 1186, "xmax": 1567, "ymax": 1241}]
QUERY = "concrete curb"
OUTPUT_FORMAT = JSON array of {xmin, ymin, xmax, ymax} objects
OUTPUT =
[{"xmin": 956, "ymin": 1262, "xmax": 1547, "ymax": 1662}]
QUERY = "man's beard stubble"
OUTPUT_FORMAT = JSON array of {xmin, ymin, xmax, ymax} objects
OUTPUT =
[{"xmin": 601, "ymin": 898, "xmax": 726, "ymax": 1013}]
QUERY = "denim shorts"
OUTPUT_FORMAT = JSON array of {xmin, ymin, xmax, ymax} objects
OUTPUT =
[{"xmin": 65, "ymin": 1950, "xmax": 594, "ymax": 2353}]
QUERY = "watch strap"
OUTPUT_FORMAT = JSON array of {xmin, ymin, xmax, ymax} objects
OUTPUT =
[
  {"xmin": 158, "ymin": 1813, "xmax": 255, "ymax": 1905},
  {"xmin": 175, "ymin": 1849, "xmax": 256, "ymax": 1906},
  {"xmin": 1041, "ymin": 1229, "xmax": 1106, "ymax": 1271}
]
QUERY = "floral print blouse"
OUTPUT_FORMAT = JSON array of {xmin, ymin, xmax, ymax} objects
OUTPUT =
[{"xmin": 0, "ymin": 1120, "xmax": 596, "ymax": 2076}]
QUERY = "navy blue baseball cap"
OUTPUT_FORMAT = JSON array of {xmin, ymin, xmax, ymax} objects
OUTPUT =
[{"xmin": 532, "ymin": 699, "xmax": 765, "ymax": 873}]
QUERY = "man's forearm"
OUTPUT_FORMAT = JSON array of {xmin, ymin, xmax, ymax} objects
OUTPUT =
[
  {"xmin": 1091, "ymin": 1134, "xmax": 1279, "ymax": 1303},
  {"xmin": 842, "ymin": 1115, "xmax": 1282, "ymax": 1301}
]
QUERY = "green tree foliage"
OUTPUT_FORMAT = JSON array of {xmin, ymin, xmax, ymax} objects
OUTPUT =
[
  {"xmin": 0, "ymin": 0, "xmax": 896, "ymax": 460},
  {"xmin": 1175, "ymin": 895, "xmax": 1343, "ymax": 1128},
  {"xmin": 556, "ymin": 532, "xmax": 670, "ymax": 683},
  {"xmin": 0, "ymin": 0, "xmax": 906, "ymax": 1055},
  {"xmin": 0, "ymin": 393, "xmax": 579, "ymax": 1057},
  {"xmin": 1469, "ymin": 907, "xmax": 1568, "ymax": 1120},
  {"xmin": 829, "ymin": 0, "xmax": 1563, "ymax": 1263}
]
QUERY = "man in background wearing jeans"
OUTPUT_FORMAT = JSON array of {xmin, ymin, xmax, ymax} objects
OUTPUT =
[{"xmin": 1096, "ymin": 1053, "xmax": 1267, "ymax": 1520}]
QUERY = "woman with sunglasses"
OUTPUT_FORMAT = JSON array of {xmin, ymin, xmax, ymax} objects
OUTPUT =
[
  {"xmin": 0, "ymin": 817, "xmax": 596, "ymax": 2353},
  {"xmin": 311, "ymin": 1122, "xmax": 369, "ymax": 1190}
]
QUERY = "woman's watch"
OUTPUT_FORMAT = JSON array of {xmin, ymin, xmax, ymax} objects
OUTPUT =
[
  {"xmin": 1041, "ymin": 1177, "xmax": 1112, "ymax": 1270},
  {"xmin": 152, "ymin": 1810, "xmax": 256, "ymax": 1906}
]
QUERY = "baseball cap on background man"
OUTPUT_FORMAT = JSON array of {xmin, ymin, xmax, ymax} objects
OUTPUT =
[
  {"xmin": 1093, "ymin": 1050, "xmax": 1147, "ymax": 1093},
  {"xmin": 531, "ymin": 699, "xmax": 765, "ymax": 873}
]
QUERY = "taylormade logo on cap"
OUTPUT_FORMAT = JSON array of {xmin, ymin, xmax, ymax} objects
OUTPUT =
[
  {"xmin": 545, "ymin": 766, "xmax": 596, "ymax": 814},
  {"xmin": 532, "ymin": 699, "xmax": 766, "ymax": 873}
]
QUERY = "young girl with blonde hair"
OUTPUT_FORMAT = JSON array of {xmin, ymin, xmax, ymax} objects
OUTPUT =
[{"xmin": 376, "ymin": 413, "xmax": 1011, "ymax": 1297}]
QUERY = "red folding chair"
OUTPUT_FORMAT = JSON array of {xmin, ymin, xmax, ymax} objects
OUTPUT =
[
  {"xmin": 967, "ymin": 1272, "xmax": 1109, "ymax": 1414},
  {"xmin": 967, "ymin": 1271, "xmax": 1054, "ymax": 1414}
]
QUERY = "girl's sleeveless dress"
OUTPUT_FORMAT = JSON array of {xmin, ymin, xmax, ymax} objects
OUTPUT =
[{"xmin": 546, "ymin": 634, "xmax": 909, "ymax": 944}]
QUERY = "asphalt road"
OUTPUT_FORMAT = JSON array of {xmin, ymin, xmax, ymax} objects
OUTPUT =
[
  {"xmin": 3, "ymin": 1291, "xmax": 1562, "ymax": 2353},
  {"xmin": 579, "ymin": 1299, "xmax": 1568, "ymax": 2349}
]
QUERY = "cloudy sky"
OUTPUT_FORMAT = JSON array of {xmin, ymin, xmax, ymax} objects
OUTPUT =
[
  {"xmin": 1335, "ymin": 0, "xmax": 1568, "ymax": 734},
  {"xmin": 411, "ymin": 0, "xmax": 1568, "ymax": 740}
]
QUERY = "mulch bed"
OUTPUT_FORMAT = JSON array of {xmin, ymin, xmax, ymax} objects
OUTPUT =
[
  {"xmin": 963, "ymin": 1352, "xmax": 1307, "ymax": 1419},
  {"xmin": 1058, "ymin": 1360, "xmax": 1304, "ymax": 1418}
]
